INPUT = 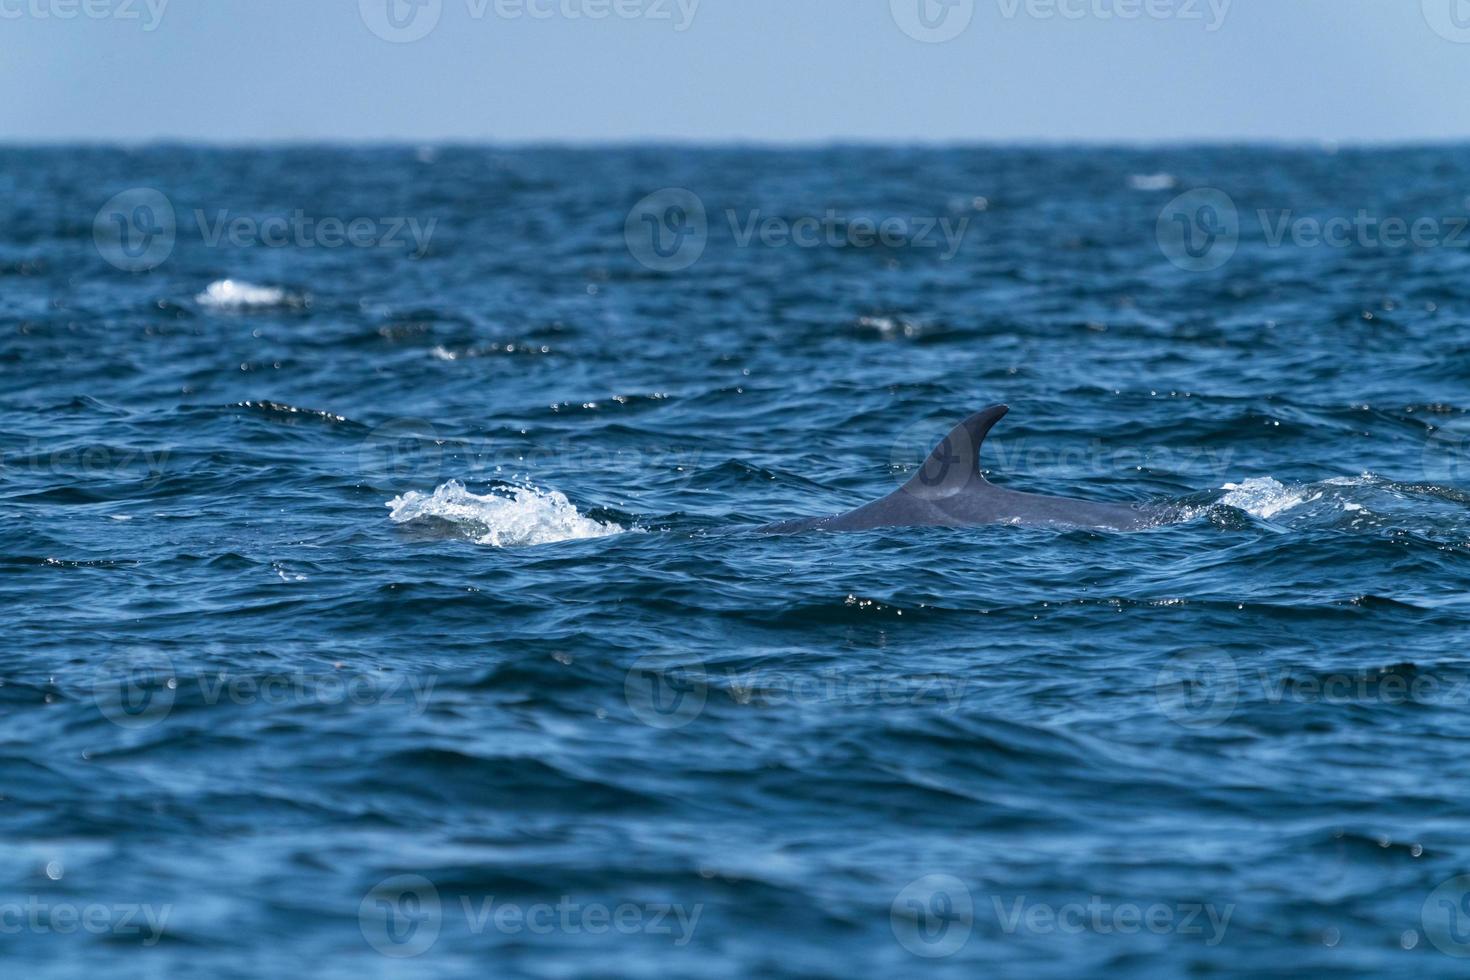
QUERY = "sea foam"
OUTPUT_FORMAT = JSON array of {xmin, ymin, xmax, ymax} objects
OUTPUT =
[
  {"xmin": 1219, "ymin": 477, "xmax": 1309, "ymax": 518},
  {"xmin": 386, "ymin": 479, "xmax": 626, "ymax": 547}
]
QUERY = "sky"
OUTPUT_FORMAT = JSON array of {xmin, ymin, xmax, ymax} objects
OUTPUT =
[{"xmin": 5, "ymin": 0, "xmax": 1470, "ymax": 143}]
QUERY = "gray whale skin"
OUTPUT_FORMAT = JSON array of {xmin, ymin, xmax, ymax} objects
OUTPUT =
[{"xmin": 761, "ymin": 405, "xmax": 1159, "ymax": 534}]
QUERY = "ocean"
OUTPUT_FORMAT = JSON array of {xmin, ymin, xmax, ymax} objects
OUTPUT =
[{"xmin": 5, "ymin": 143, "xmax": 1470, "ymax": 977}]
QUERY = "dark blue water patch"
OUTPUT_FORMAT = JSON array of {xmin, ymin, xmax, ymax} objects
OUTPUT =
[{"xmin": 4, "ymin": 144, "xmax": 1470, "ymax": 977}]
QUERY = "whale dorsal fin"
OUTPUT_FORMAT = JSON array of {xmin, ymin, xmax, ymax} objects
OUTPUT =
[{"xmin": 903, "ymin": 404, "xmax": 1008, "ymax": 495}]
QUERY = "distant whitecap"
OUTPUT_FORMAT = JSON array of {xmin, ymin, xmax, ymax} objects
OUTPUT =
[
  {"xmin": 1129, "ymin": 173, "xmax": 1177, "ymax": 191},
  {"xmin": 196, "ymin": 279, "xmax": 294, "ymax": 310}
]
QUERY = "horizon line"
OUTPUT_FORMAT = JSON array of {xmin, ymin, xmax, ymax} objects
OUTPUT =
[{"xmin": 4, "ymin": 136, "xmax": 1470, "ymax": 150}]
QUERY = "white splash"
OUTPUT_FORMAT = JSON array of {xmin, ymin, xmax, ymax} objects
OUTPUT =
[
  {"xmin": 387, "ymin": 479, "xmax": 626, "ymax": 547},
  {"xmin": 196, "ymin": 279, "xmax": 291, "ymax": 310},
  {"xmin": 1219, "ymin": 477, "xmax": 1310, "ymax": 519}
]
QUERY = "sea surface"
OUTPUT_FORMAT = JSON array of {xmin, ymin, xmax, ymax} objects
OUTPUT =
[{"xmin": 5, "ymin": 144, "xmax": 1470, "ymax": 978}]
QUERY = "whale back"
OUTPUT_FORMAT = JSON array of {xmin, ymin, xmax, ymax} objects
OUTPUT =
[{"xmin": 759, "ymin": 402, "xmax": 1160, "ymax": 533}]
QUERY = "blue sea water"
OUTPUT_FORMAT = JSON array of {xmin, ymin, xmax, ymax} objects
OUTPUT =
[{"xmin": 5, "ymin": 144, "xmax": 1470, "ymax": 978}]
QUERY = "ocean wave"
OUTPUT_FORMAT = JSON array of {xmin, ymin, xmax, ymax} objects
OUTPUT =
[
  {"xmin": 386, "ymin": 479, "xmax": 627, "ymax": 547},
  {"xmin": 233, "ymin": 400, "xmax": 351, "ymax": 423},
  {"xmin": 1213, "ymin": 473, "xmax": 1470, "ymax": 540}
]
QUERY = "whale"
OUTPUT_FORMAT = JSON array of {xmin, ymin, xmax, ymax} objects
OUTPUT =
[{"xmin": 760, "ymin": 405, "xmax": 1161, "ymax": 533}]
